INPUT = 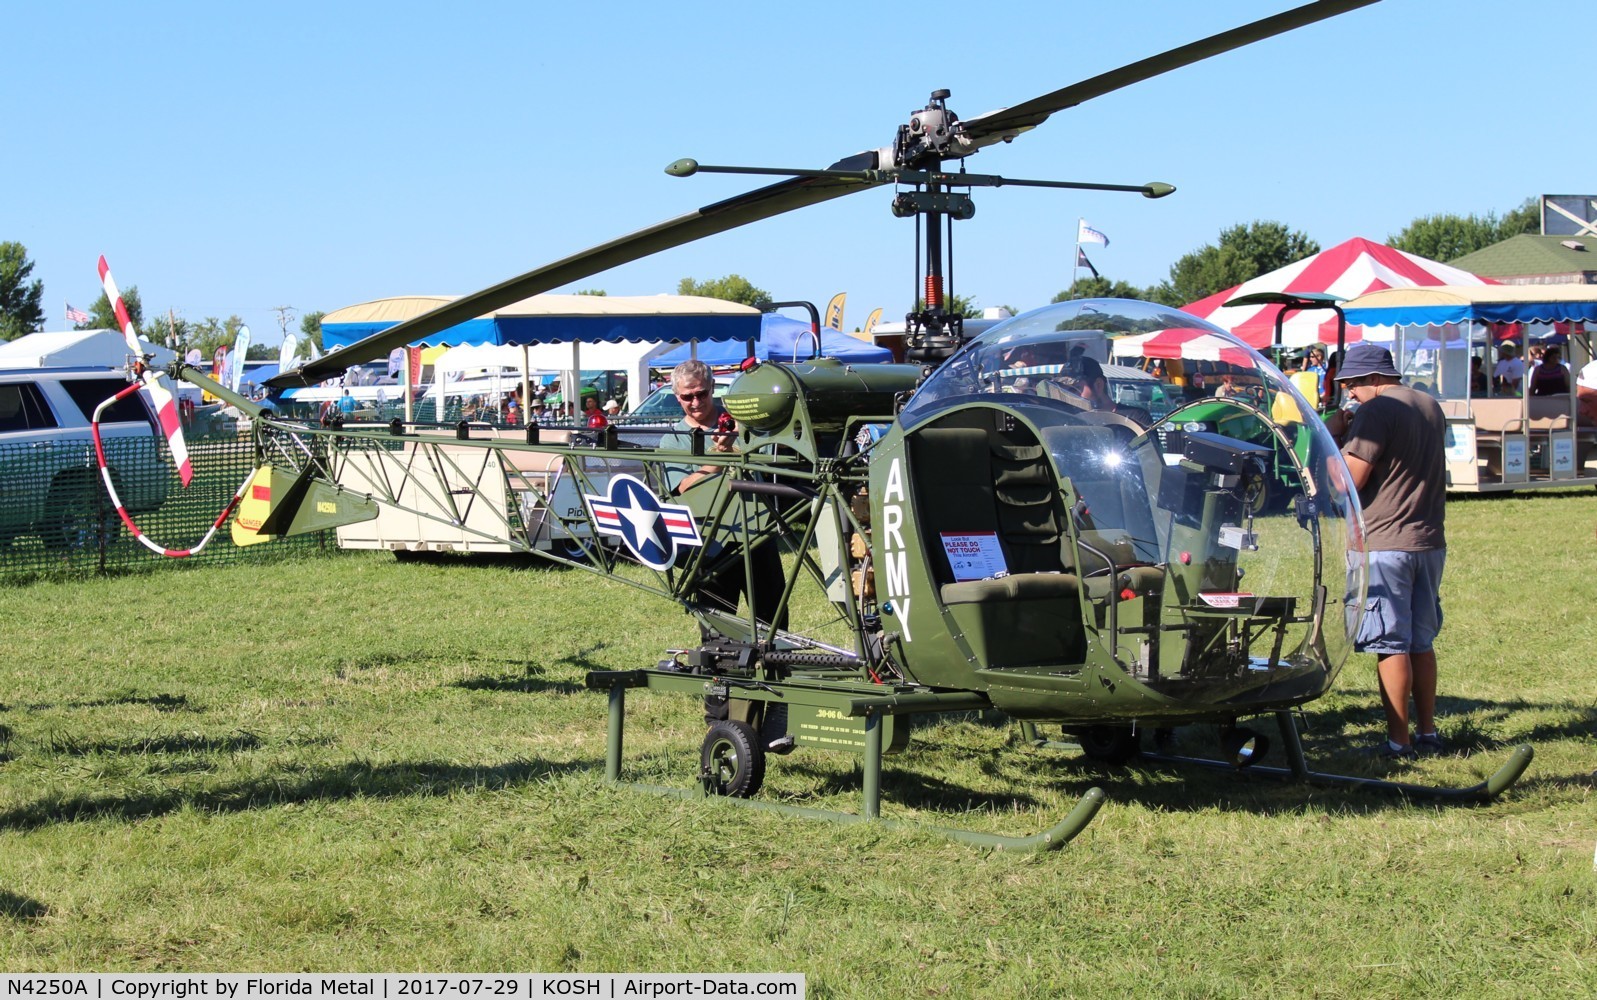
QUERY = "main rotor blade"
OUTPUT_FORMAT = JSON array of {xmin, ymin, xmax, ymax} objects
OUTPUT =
[
  {"xmin": 269, "ymin": 169, "xmax": 885, "ymax": 388},
  {"xmin": 960, "ymin": 0, "xmax": 1379, "ymax": 150}
]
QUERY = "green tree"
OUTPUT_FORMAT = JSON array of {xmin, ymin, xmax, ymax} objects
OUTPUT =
[
  {"xmin": 914, "ymin": 293, "xmax": 983, "ymax": 319},
  {"xmin": 1052, "ymin": 277, "xmax": 1148, "ymax": 302},
  {"xmin": 0, "ymin": 242, "xmax": 45, "ymax": 340},
  {"xmin": 1388, "ymin": 214, "xmax": 1500, "ymax": 262},
  {"xmin": 949, "ymin": 293, "xmax": 982, "ymax": 320},
  {"xmin": 575, "ymin": 288, "xmax": 607, "ymax": 296},
  {"xmin": 677, "ymin": 275, "xmax": 771, "ymax": 309},
  {"xmin": 300, "ymin": 310, "xmax": 325, "ymax": 351},
  {"xmin": 1389, "ymin": 198, "xmax": 1541, "ymax": 261},
  {"xmin": 83, "ymin": 286, "xmax": 144, "ymax": 332},
  {"xmin": 188, "ymin": 317, "xmax": 227, "ymax": 360},
  {"xmin": 152, "ymin": 312, "xmax": 191, "ymax": 349},
  {"xmin": 1500, "ymin": 197, "xmax": 1541, "ymax": 238},
  {"xmin": 1149, "ymin": 221, "xmax": 1320, "ymax": 306},
  {"xmin": 245, "ymin": 342, "xmax": 277, "ymax": 360}
]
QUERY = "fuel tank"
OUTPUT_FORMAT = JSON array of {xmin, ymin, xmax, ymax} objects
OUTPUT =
[{"xmin": 722, "ymin": 358, "xmax": 922, "ymax": 432}]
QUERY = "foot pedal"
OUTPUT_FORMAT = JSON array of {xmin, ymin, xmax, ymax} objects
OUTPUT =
[{"xmin": 766, "ymin": 735, "xmax": 796, "ymax": 756}]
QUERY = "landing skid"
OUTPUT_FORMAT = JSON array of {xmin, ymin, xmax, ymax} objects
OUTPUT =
[
  {"xmin": 590, "ymin": 669, "xmax": 1105, "ymax": 853},
  {"xmin": 1135, "ymin": 711, "xmax": 1533, "ymax": 802}
]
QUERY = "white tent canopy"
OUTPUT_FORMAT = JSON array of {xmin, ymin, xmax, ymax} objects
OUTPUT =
[{"xmin": 0, "ymin": 329, "xmax": 176, "ymax": 370}]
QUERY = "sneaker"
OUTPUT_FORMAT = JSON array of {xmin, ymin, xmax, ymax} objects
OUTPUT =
[
  {"xmin": 1414, "ymin": 732, "xmax": 1446, "ymax": 756},
  {"xmin": 1375, "ymin": 739, "xmax": 1417, "ymax": 760}
]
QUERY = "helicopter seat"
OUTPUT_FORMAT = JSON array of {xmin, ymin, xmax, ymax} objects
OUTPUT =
[
  {"xmin": 1041, "ymin": 423, "xmax": 1165, "ymax": 602},
  {"xmin": 911, "ymin": 425, "xmax": 1087, "ymax": 667}
]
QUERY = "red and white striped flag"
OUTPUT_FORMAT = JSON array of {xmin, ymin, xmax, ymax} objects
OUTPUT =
[{"xmin": 65, "ymin": 303, "xmax": 90, "ymax": 325}]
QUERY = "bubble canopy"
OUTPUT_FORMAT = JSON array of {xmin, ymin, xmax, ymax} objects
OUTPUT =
[{"xmin": 902, "ymin": 298, "xmax": 1366, "ymax": 701}]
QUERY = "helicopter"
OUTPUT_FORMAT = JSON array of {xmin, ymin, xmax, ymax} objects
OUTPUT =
[{"xmin": 99, "ymin": 0, "xmax": 1532, "ymax": 851}]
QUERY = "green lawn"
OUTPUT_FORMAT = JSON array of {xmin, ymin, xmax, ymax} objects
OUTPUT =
[{"xmin": 1, "ymin": 491, "xmax": 1593, "ymax": 996}]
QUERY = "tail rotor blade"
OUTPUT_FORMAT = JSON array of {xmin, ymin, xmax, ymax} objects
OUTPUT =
[
  {"xmin": 141, "ymin": 371, "xmax": 194, "ymax": 487},
  {"xmin": 97, "ymin": 255, "xmax": 144, "ymax": 359},
  {"xmin": 98, "ymin": 255, "xmax": 194, "ymax": 487}
]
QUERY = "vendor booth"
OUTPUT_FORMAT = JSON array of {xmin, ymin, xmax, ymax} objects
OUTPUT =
[{"xmin": 314, "ymin": 293, "xmax": 762, "ymax": 423}]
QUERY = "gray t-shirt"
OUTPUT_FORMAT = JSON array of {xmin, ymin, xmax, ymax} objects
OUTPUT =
[
  {"xmin": 659, "ymin": 418, "xmax": 731, "ymax": 496},
  {"xmin": 1342, "ymin": 385, "xmax": 1446, "ymax": 552}
]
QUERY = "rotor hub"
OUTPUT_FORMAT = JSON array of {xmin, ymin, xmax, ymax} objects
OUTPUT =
[{"xmin": 896, "ymin": 90, "xmax": 966, "ymax": 168}]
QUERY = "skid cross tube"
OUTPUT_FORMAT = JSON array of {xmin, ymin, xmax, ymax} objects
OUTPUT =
[{"xmin": 590, "ymin": 669, "xmax": 1105, "ymax": 852}]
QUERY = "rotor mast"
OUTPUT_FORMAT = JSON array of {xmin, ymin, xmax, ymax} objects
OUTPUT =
[{"xmin": 893, "ymin": 90, "xmax": 973, "ymax": 365}]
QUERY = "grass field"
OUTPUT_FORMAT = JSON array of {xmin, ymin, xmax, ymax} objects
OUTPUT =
[{"xmin": 1, "ymin": 490, "xmax": 1593, "ymax": 996}]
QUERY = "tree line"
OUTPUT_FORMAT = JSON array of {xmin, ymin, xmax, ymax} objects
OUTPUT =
[{"xmin": 0, "ymin": 199, "xmax": 1542, "ymax": 345}]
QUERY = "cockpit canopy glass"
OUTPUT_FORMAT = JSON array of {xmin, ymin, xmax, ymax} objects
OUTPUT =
[{"xmin": 902, "ymin": 298, "xmax": 1367, "ymax": 681}]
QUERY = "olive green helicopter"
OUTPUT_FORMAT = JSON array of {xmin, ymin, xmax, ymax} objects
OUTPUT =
[{"xmin": 111, "ymin": 0, "xmax": 1530, "ymax": 851}]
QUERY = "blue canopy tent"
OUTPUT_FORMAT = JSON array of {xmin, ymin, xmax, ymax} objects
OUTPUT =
[
  {"xmin": 320, "ymin": 294, "xmax": 761, "ymax": 351},
  {"xmin": 654, "ymin": 314, "xmax": 892, "ymax": 366},
  {"xmin": 1342, "ymin": 285, "xmax": 1597, "ymax": 328},
  {"xmin": 311, "ymin": 294, "xmax": 762, "ymax": 421},
  {"xmin": 1343, "ymin": 285, "xmax": 1597, "ymax": 401}
]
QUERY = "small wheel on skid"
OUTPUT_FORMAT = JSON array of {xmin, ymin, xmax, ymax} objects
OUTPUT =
[
  {"xmin": 700, "ymin": 719, "xmax": 765, "ymax": 798},
  {"xmin": 1077, "ymin": 725, "xmax": 1141, "ymax": 765},
  {"xmin": 1221, "ymin": 726, "xmax": 1271, "ymax": 768}
]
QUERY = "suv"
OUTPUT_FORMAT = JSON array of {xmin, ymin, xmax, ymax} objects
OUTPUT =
[{"xmin": 0, "ymin": 368, "xmax": 173, "ymax": 550}]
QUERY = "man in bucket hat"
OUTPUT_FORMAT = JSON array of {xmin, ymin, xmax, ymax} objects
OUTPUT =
[{"xmin": 1326, "ymin": 342, "xmax": 1448, "ymax": 759}]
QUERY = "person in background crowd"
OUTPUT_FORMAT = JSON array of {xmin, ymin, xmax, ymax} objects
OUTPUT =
[
  {"xmin": 1529, "ymin": 346, "xmax": 1570, "ymax": 396},
  {"xmin": 1304, "ymin": 346, "xmax": 1328, "ymax": 400},
  {"xmin": 582, "ymin": 394, "xmax": 608, "ymax": 429},
  {"xmin": 1324, "ymin": 343, "xmax": 1448, "ymax": 760},
  {"xmin": 604, "ymin": 398, "xmax": 621, "ymax": 418},
  {"xmin": 1470, "ymin": 356, "xmax": 1488, "ymax": 395},
  {"xmin": 1493, "ymin": 342, "xmax": 1524, "ymax": 395},
  {"xmin": 1578, "ymin": 355, "xmax": 1597, "ymax": 425}
]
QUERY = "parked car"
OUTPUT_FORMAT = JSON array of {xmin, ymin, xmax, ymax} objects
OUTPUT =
[
  {"xmin": 0, "ymin": 368, "xmax": 174, "ymax": 550},
  {"xmin": 620, "ymin": 376, "xmax": 735, "ymax": 425}
]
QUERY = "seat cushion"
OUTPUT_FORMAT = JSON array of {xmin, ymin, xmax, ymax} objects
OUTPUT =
[{"xmin": 941, "ymin": 572, "xmax": 1081, "ymax": 605}]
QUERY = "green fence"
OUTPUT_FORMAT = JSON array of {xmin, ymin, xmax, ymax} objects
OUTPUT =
[{"xmin": 0, "ymin": 429, "xmax": 335, "ymax": 579}]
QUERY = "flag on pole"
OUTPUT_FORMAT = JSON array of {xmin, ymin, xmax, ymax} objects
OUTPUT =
[
  {"xmin": 1076, "ymin": 247, "xmax": 1100, "ymax": 280},
  {"xmin": 862, "ymin": 307, "xmax": 883, "ymax": 338},
  {"xmin": 64, "ymin": 303, "xmax": 90, "ymax": 325},
  {"xmin": 1077, "ymin": 220, "xmax": 1109, "ymax": 247},
  {"xmin": 824, "ymin": 292, "xmax": 846, "ymax": 331}
]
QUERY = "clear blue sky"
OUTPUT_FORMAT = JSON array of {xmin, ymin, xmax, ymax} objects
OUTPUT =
[{"xmin": 4, "ymin": 0, "xmax": 1585, "ymax": 348}]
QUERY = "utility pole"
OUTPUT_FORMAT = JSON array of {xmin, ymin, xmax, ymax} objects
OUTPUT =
[{"xmin": 272, "ymin": 305, "xmax": 296, "ymax": 343}]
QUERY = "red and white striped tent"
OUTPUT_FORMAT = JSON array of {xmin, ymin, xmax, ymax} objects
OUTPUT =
[
  {"xmin": 1181, "ymin": 238, "xmax": 1494, "ymax": 348},
  {"xmin": 1110, "ymin": 328, "xmax": 1256, "ymax": 367}
]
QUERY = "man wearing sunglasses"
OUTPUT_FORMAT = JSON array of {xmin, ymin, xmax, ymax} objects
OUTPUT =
[
  {"xmin": 659, "ymin": 360, "xmax": 788, "ymax": 639},
  {"xmin": 661, "ymin": 360, "xmax": 734, "ymax": 496}
]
